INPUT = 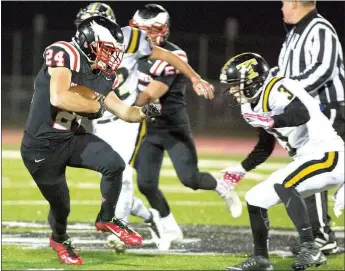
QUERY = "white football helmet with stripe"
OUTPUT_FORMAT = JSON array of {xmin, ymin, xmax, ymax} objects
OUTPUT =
[{"xmin": 130, "ymin": 4, "xmax": 170, "ymax": 46}]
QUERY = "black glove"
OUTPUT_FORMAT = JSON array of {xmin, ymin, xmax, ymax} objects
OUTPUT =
[
  {"xmin": 141, "ymin": 103, "xmax": 161, "ymax": 118},
  {"xmin": 78, "ymin": 95, "xmax": 106, "ymax": 120}
]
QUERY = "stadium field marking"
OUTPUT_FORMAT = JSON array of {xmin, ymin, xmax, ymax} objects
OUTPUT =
[
  {"xmin": 2, "ymin": 221, "xmax": 344, "ymax": 235},
  {"xmin": 2, "ymin": 236, "xmax": 201, "ymax": 246},
  {"xmin": 2, "ymin": 150, "xmax": 286, "ymax": 171},
  {"xmin": 1, "ymin": 200, "xmax": 241, "ymax": 206}
]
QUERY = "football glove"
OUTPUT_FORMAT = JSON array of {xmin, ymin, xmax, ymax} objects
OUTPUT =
[
  {"xmin": 83, "ymin": 95, "xmax": 106, "ymax": 120},
  {"xmin": 141, "ymin": 104, "xmax": 161, "ymax": 118},
  {"xmin": 220, "ymin": 164, "xmax": 246, "ymax": 188},
  {"xmin": 243, "ymin": 113, "xmax": 274, "ymax": 129}
]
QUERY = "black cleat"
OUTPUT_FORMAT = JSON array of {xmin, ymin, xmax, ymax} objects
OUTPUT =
[
  {"xmin": 292, "ymin": 242, "xmax": 327, "ymax": 270},
  {"xmin": 226, "ymin": 255, "xmax": 273, "ymax": 271},
  {"xmin": 291, "ymin": 238, "xmax": 340, "ymax": 256}
]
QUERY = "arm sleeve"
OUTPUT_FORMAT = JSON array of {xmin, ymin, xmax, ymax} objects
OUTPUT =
[
  {"xmin": 44, "ymin": 42, "xmax": 81, "ymax": 72},
  {"xmin": 241, "ymin": 128, "xmax": 276, "ymax": 171},
  {"xmin": 289, "ymin": 26, "xmax": 338, "ymax": 93},
  {"xmin": 271, "ymin": 98, "xmax": 310, "ymax": 128}
]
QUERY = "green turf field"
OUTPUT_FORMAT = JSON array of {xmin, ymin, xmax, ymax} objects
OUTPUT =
[{"xmin": 2, "ymin": 147, "xmax": 344, "ymax": 270}]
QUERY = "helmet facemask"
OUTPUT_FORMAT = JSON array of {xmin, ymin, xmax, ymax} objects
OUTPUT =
[
  {"xmin": 221, "ymin": 67, "xmax": 262, "ymax": 106},
  {"xmin": 90, "ymin": 40, "xmax": 124, "ymax": 75},
  {"xmin": 220, "ymin": 53, "xmax": 270, "ymax": 106},
  {"xmin": 130, "ymin": 19, "xmax": 169, "ymax": 46}
]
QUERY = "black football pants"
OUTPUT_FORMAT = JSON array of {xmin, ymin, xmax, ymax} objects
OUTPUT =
[
  {"xmin": 21, "ymin": 132, "xmax": 125, "ymax": 236},
  {"xmin": 134, "ymin": 111, "xmax": 217, "ymax": 218},
  {"xmin": 305, "ymin": 102, "xmax": 345, "ymax": 240}
]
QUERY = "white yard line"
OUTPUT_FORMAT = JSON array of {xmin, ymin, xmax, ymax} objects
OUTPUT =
[
  {"xmin": 1, "ymin": 200, "xmax": 236, "ymax": 206},
  {"xmin": 2, "ymin": 150, "xmax": 287, "ymax": 171},
  {"xmin": 3, "ymin": 221, "xmax": 344, "ymax": 233}
]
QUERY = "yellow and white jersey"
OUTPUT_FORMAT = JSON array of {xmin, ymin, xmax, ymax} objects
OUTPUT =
[
  {"xmin": 100, "ymin": 26, "xmax": 153, "ymax": 119},
  {"xmin": 241, "ymin": 76, "xmax": 344, "ymax": 158}
]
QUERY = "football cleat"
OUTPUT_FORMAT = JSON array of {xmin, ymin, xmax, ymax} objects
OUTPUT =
[
  {"xmin": 291, "ymin": 237, "xmax": 340, "ymax": 256},
  {"xmin": 145, "ymin": 208, "xmax": 164, "ymax": 243},
  {"xmin": 49, "ymin": 236, "xmax": 83, "ymax": 265},
  {"xmin": 158, "ymin": 213, "xmax": 184, "ymax": 250},
  {"xmin": 95, "ymin": 216, "xmax": 142, "ymax": 246},
  {"xmin": 226, "ymin": 255, "xmax": 273, "ymax": 270},
  {"xmin": 292, "ymin": 242, "xmax": 327, "ymax": 270}
]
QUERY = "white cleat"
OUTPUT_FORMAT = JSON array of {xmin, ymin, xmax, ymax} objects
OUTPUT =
[
  {"xmin": 157, "ymin": 213, "xmax": 184, "ymax": 250},
  {"xmin": 158, "ymin": 228, "xmax": 184, "ymax": 251}
]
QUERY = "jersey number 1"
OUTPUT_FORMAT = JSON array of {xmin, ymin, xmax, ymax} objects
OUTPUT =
[{"xmin": 45, "ymin": 49, "xmax": 65, "ymax": 67}]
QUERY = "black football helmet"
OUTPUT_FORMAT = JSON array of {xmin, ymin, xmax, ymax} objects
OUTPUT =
[
  {"xmin": 130, "ymin": 4, "xmax": 170, "ymax": 46},
  {"xmin": 219, "ymin": 52, "xmax": 270, "ymax": 104},
  {"xmin": 72, "ymin": 16, "xmax": 124, "ymax": 75},
  {"xmin": 75, "ymin": 2, "xmax": 116, "ymax": 27}
]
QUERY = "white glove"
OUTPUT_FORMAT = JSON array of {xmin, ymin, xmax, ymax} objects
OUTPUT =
[
  {"xmin": 219, "ymin": 165, "xmax": 246, "ymax": 218},
  {"xmin": 220, "ymin": 164, "xmax": 246, "ymax": 188},
  {"xmin": 242, "ymin": 113, "xmax": 274, "ymax": 129}
]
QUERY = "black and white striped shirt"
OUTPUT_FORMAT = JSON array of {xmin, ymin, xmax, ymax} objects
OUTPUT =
[{"xmin": 275, "ymin": 10, "xmax": 345, "ymax": 104}]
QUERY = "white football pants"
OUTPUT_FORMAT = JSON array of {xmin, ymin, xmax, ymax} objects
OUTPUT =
[
  {"xmin": 92, "ymin": 117, "xmax": 146, "ymax": 222},
  {"xmin": 245, "ymin": 151, "xmax": 344, "ymax": 214}
]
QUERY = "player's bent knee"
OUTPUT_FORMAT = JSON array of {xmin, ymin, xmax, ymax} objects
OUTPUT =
[
  {"xmin": 179, "ymin": 171, "xmax": 199, "ymax": 190},
  {"xmin": 102, "ymin": 153, "xmax": 126, "ymax": 177},
  {"xmin": 245, "ymin": 189, "xmax": 267, "ymax": 209},
  {"xmin": 138, "ymin": 182, "xmax": 157, "ymax": 196}
]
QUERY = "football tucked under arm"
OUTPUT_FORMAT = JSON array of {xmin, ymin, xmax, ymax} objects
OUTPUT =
[
  {"xmin": 68, "ymin": 85, "xmax": 105, "ymax": 119},
  {"xmin": 69, "ymin": 85, "xmax": 99, "ymax": 100}
]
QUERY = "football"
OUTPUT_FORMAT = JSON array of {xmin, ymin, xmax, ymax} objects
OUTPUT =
[
  {"xmin": 106, "ymin": 235, "xmax": 126, "ymax": 254},
  {"xmin": 69, "ymin": 85, "xmax": 98, "ymax": 100}
]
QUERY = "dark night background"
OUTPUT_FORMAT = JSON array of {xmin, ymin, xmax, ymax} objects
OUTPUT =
[
  {"xmin": 1, "ymin": 1, "xmax": 345, "ymax": 78},
  {"xmin": 2, "ymin": 1, "xmax": 344, "ymax": 35}
]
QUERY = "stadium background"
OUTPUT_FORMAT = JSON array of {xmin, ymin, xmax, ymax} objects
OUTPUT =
[
  {"xmin": 2, "ymin": 1, "xmax": 344, "ymax": 136},
  {"xmin": 1, "ymin": 1, "xmax": 345, "ymax": 270}
]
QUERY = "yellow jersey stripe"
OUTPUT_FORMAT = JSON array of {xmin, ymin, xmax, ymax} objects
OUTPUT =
[
  {"xmin": 129, "ymin": 120, "xmax": 147, "ymax": 167},
  {"xmin": 262, "ymin": 76, "xmax": 283, "ymax": 112},
  {"xmin": 125, "ymin": 28, "xmax": 140, "ymax": 54},
  {"xmin": 284, "ymin": 152, "xmax": 337, "ymax": 188}
]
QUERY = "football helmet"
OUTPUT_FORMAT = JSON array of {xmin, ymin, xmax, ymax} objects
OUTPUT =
[
  {"xmin": 219, "ymin": 52, "xmax": 270, "ymax": 104},
  {"xmin": 75, "ymin": 2, "xmax": 116, "ymax": 27},
  {"xmin": 130, "ymin": 4, "xmax": 170, "ymax": 46},
  {"xmin": 72, "ymin": 16, "xmax": 124, "ymax": 75}
]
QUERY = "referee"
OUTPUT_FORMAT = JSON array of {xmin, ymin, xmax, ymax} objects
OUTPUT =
[{"xmin": 272, "ymin": 1, "xmax": 344, "ymax": 255}]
